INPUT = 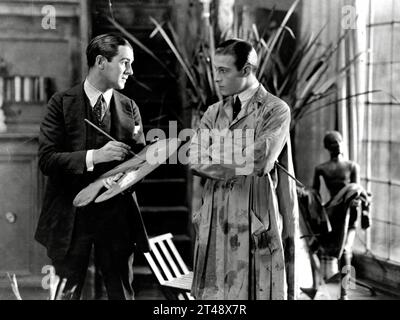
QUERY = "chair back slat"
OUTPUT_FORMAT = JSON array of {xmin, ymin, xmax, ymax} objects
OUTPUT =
[
  {"xmin": 143, "ymin": 252, "xmax": 166, "ymax": 285},
  {"xmin": 166, "ymin": 238, "xmax": 189, "ymax": 274},
  {"xmin": 143, "ymin": 233, "xmax": 194, "ymax": 300},
  {"xmin": 158, "ymin": 241, "xmax": 183, "ymax": 277},
  {"xmin": 149, "ymin": 241, "xmax": 174, "ymax": 281}
]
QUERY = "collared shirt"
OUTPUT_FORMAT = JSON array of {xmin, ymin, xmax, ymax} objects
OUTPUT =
[
  {"xmin": 234, "ymin": 80, "xmax": 260, "ymax": 110},
  {"xmin": 83, "ymin": 78, "xmax": 114, "ymax": 172},
  {"xmin": 84, "ymin": 78, "xmax": 113, "ymax": 111}
]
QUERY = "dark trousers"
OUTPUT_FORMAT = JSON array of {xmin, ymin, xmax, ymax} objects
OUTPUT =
[{"xmin": 53, "ymin": 196, "xmax": 136, "ymax": 300}]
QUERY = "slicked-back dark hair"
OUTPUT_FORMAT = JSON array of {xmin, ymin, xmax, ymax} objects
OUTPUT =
[
  {"xmin": 215, "ymin": 39, "xmax": 257, "ymax": 71},
  {"xmin": 86, "ymin": 33, "xmax": 132, "ymax": 68}
]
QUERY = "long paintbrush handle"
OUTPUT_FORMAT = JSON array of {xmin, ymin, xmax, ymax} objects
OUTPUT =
[
  {"xmin": 275, "ymin": 161, "xmax": 305, "ymax": 188},
  {"xmin": 84, "ymin": 118, "xmax": 136, "ymax": 156}
]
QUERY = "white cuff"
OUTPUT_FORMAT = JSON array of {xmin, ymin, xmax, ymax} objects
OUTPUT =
[{"xmin": 86, "ymin": 150, "xmax": 94, "ymax": 172}]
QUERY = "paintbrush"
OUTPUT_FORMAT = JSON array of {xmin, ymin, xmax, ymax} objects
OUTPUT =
[{"xmin": 84, "ymin": 118, "xmax": 136, "ymax": 156}]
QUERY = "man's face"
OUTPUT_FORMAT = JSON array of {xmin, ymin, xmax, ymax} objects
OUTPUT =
[
  {"xmin": 102, "ymin": 45, "xmax": 134, "ymax": 90},
  {"xmin": 214, "ymin": 54, "xmax": 246, "ymax": 97}
]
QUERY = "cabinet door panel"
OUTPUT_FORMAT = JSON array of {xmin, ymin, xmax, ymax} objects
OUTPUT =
[{"xmin": 0, "ymin": 156, "xmax": 35, "ymax": 275}]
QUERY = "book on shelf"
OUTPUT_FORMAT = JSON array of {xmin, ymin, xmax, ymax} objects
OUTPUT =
[
  {"xmin": 2, "ymin": 75, "xmax": 49, "ymax": 103},
  {"xmin": 14, "ymin": 76, "xmax": 21, "ymax": 102},
  {"xmin": 23, "ymin": 77, "xmax": 32, "ymax": 102},
  {"xmin": 5, "ymin": 77, "xmax": 12, "ymax": 102},
  {"xmin": 39, "ymin": 76, "xmax": 46, "ymax": 102},
  {"xmin": 0, "ymin": 77, "xmax": 3, "ymax": 107}
]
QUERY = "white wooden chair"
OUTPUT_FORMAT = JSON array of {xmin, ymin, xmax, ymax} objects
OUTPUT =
[{"xmin": 143, "ymin": 233, "xmax": 194, "ymax": 300}]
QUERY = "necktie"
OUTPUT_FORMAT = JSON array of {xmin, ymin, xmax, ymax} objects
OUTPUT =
[
  {"xmin": 93, "ymin": 94, "xmax": 106, "ymax": 123},
  {"xmin": 232, "ymin": 96, "xmax": 241, "ymax": 120}
]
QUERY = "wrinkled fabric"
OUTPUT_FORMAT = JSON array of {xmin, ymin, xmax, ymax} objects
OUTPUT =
[
  {"xmin": 320, "ymin": 183, "xmax": 371, "ymax": 258},
  {"xmin": 189, "ymin": 85, "xmax": 298, "ymax": 300},
  {"xmin": 299, "ymin": 183, "xmax": 371, "ymax": 260},
  {"xmin": 297, "ymin": 188, "xmax": 332, "ymax": 240}
]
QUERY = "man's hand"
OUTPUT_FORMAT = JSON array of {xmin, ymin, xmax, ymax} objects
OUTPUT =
[{"xmin": 93, "ymin": 141, "xmax": 131, "ymax": 164}]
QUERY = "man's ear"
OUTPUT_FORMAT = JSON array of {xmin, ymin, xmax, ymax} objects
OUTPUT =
[
  {"xmin": 242, "ymin": 65, "xmax": 251, "ymax": 77},
  {"xmin": 95, "ymin": 55, "xmax": 106, "ymax": 70}
]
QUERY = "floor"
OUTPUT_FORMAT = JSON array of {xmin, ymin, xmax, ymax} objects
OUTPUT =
[
  {"xmin": 297, "ymin": 278, "xmax": 399, "ymax": 300},
  {"xmin": 1, "ymin": 241, "xmax": 398, "ymax": 300},
  {"xmin": 0, "ymin": 273, "xmax": 398, "ymax": 300}
]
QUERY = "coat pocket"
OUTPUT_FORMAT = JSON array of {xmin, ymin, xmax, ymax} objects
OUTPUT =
[
  {"xmin": 250, "ymin": 210, "xmax": 282, "ymax": 253},
  {"xmin": 251, "ymin": 210, "xmax": 268, "ymax": 250},
  {"xmin": 250, "ymin": 210, "xmax": 266, "ymax": 236}
]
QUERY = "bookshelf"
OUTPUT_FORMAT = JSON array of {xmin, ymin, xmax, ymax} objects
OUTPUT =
[{"xmin": 0, "ymin": 75, "xmax": 50, "ymax": 132}]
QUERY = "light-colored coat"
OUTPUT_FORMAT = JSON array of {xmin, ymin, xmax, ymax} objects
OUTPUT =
[{"xmin": 189, "ymin": 85, "xmax": 298, "ymax": 300}]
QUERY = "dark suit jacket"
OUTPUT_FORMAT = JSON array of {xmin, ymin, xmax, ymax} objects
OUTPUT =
[{"xmin": 35, "ymin": 83, "xmax": 150, "ymax": 260}]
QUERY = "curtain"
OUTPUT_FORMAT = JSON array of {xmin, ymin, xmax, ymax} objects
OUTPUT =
[
  {"xmin": 295, "ymin": 0, "xmax": 340, "ymax": 186},
  {"xmin": 337, "ymin": 0, "xmax": 369, "ymax": 163},
  {"xmin": 296, "ymin": 0, "xmax": 368, "ymax": 181}
]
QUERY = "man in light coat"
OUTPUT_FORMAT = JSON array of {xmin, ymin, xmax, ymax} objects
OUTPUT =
[{"xmin": 189, "ymin": 39, "xmax": 298, "ymax": 300}]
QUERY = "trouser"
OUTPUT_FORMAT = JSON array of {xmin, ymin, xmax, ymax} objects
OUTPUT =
[{"xmin": 53, "ymin": 197, "xmax": 136, "ymax": 300}]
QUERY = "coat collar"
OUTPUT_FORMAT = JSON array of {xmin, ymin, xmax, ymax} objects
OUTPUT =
[
  {"xmin": 228, "ymin": 84, "xmax": 269, "ymax": 128},
  {"xmin": 111, "ymin": 90, "xmax": 136, "ymax": 141},
  {"xmin": 83, "ymin": 79, "xmax": 113, "ymax": 108},
  {"xmin": 62, "ymin": 83, "xmax": 134, "ymax": 150}
]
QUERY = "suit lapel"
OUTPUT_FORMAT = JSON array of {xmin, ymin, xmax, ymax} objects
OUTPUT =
[
  {"xmin": 62, "ymin": 85, "xmax": 136, "ymax": 148},
  {"xmin": 63, "ymin": 83, "xmax": 87, "ymax": 151},
  {"xmin": 111, "ymin": 91, "xmax": 134, "ymax": 142}
]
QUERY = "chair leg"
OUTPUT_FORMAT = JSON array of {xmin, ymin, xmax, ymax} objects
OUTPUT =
[{"xmin": 160, "ymin": 286, "xmax": 177, "ymax": 300}]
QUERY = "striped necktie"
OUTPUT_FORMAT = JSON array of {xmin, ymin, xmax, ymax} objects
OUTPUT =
[{"xmin": 93, "ymin": 94, "xmax": 106, "ymax": 123}]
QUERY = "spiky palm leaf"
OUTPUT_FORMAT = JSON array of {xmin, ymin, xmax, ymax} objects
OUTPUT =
[{"xmin": 106, "ymin": 0, "xmax": 377, "ymax": 131}]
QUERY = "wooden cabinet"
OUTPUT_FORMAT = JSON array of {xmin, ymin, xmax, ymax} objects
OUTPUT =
[{"xmin": 0, "ymin": 130, "xmax": 49, "ymax": 281}]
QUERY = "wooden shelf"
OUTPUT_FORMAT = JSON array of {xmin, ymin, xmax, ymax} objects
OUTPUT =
[{"xmin": 2, "ymin": 102, "xmax": 45, "ymax": 130}]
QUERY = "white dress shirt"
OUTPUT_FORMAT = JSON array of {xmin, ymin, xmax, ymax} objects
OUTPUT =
[
  {"xmin": 84, "ymin": 79, "xmax": 113, "ymax": 171},
  {"xmin": 233, "ymin": 80, "xmax": 260, "ymax": 114}
]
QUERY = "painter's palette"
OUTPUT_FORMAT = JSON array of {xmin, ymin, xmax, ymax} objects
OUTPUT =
[
  {"xmin": 94, "ymin": 138, "xmax": 181, "ymax": 203},
  {"xmin": 73, "ymin": 138, "xmax": 181, "ymax": 207}
]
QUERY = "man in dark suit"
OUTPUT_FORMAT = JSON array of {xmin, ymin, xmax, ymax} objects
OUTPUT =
[{"xmin": 35, "ymin": 33, "xmax": 149, "ymax": 300}]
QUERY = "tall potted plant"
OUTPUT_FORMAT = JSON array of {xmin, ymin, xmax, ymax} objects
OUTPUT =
[{"xmin": 107, "ymin": 0, "xmax": 375, "ymax": 133}]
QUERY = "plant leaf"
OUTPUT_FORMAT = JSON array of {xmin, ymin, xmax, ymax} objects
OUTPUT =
[
  {"xmin": 106, "ymin": 17, "xmax": 175, "ymax": 78},
  {"xmin": 256, "ymin": 0, "xmax": 300, "ymax": 79},
  {"xmin": 149, "ymin": 17, "xmax": 204, "ymax": 103},
  {"xmin": 296, "ymin": 90, "xmax": 382, "ymax": 122}
]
